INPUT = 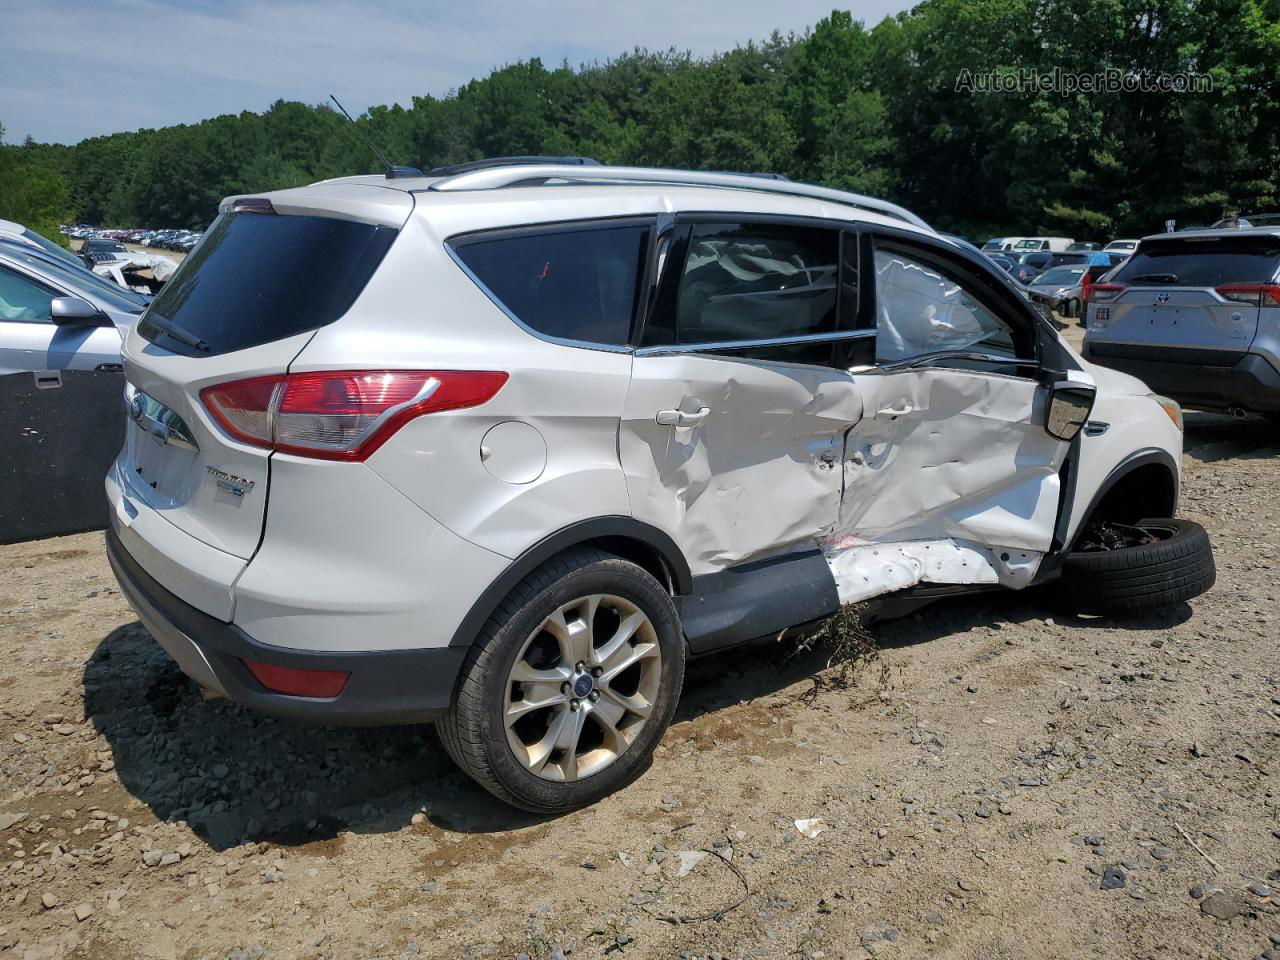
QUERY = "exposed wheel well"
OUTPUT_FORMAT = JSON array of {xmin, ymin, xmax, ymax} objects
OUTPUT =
[{"xmin": 1085, "ymin": 461, "xmax": 1178, "ymax": 526}]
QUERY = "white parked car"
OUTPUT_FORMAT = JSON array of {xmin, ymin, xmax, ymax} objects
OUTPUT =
[
  {"xmin": 1010, "ymin": 237, "xmax": 1075, "ymax": 253},
  {"xmin": 105, "ymin": 161, "xmax": 1213, "ymax": 812},
  {"xmin": 1104, "ymin": 239, "xmax": 1140, "ymax": 253}
]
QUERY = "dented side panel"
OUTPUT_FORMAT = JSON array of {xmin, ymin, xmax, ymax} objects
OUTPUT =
[
  {"xmin": 826, "ymin": 367, "xmax": 1065, "ymax": 602},
  {"xmin": 620, "ymin": 354, "xmax": 863, "ymax": 575}
]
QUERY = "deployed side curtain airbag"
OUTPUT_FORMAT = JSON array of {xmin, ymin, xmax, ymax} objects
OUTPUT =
[{"xmin": 874, "ymin": 250, "xmax": 1001, "ymax": 362}]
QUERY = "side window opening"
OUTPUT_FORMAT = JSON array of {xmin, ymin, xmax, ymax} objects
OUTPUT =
[
  {"xmin": 0, "ymin": 266, "xmax": 56, "ymax": 324},
  {"xmin": 675, "ymin": 222, "xmax": 838, "ymax": 346},
  {"xmin": 639, "ymin": 220, "xmax": 850, "ymax": 366},
  {"xmin": 451, "ymin": 221, "xmax": 651, "ymax": 347},
  {"xmin": 872, "ymin": 243, "xmax": 1026, "ymax": 367}
]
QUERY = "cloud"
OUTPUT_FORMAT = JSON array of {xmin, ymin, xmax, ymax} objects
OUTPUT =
[{"xmin": 0, "ymin": 0, "xmax": 912, "ymax": 144}]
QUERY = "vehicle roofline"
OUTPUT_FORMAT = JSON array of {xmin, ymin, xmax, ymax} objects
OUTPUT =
[
  {"xmin": 266, "ymin": 167, "xmax": 935, "ymax": 234},
  {"xmin": 1140, "ymin": 227, "xmax": 1280, "ymax": 241}
]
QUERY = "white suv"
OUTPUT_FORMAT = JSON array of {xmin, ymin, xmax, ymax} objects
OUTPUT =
[{"xmin": 105, "ymin": 161, "xmax": 1213, "ymax": 811}]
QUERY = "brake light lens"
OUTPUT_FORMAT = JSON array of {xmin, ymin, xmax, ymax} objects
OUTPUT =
[
  {"xmin": 1216, "ymin": 283, "xmax": 1280, "ymax": 307},
  {"xmin": 1087, "ymin": 283, "xmax": 1125, "ymax": 303},
  {"xmin": 228, "ymin": 197, "xmax": 277, "ymax": 215},
  {"xmin": 200, "ymin": 375, "xmax": 280, "ymax": 447},
  {"xmin": 201, "ymin": 370, "xmax": 508, "ymax": 461}
]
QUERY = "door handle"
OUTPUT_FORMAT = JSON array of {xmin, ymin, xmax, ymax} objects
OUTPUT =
[
  {"xmin": 875, "ymin": 402, "xmax": 914, "ymax": 419},
  {"xmin": 656, "ymin": 406, "xmax": 711, "ymax": 428}
]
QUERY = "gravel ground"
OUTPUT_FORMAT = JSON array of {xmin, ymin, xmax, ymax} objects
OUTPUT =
[{"xmin": 2, "ymin": 408, "xmax": 1278, "ymax": 960}]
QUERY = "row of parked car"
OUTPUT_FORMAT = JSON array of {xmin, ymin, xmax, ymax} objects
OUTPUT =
[
  {"xmin": 61, "ymin": 224, "xmax": 204, "ymax": 253},
  {"xmin": 966, "ymin": 237, "xmax": 1136, "ymax": 318}
]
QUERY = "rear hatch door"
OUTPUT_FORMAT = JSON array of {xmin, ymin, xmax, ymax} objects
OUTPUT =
[
  {"xmin": 1090, "ymin": 234, "xmax": 1280, "ymax": 361},
  {"xmin": 120, "ymin": 196, "xmax": 404, "ymax": 559}
]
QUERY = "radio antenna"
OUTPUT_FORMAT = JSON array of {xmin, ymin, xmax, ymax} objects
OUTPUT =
[{"xmin": 329, "ymin": 94, "xmax": 421, "ymax": 179}]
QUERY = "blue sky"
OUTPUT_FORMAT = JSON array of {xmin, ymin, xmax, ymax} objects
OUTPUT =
[{"xmin": 2, "ymin": 0, "xmax": 915, "ymax": 145}]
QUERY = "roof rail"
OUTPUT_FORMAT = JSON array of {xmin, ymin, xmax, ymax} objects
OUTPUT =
[
  {"xmin": 428, "ymin": 156, "xmax": 601, "ymax": 177},
  {"xmin": 426, "ymin": 164, "xmax": 930, "ymax": 230}
]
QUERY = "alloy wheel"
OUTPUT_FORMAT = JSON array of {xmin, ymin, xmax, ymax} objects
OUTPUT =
[{"xmin": 504, "ymin": 594, "xmax": 662, "ymax": 782}]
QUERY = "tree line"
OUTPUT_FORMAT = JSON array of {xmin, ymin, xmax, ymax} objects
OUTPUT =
[{"xmin": 3, "ymin": 0, "xmax": 1278, "ymax": 241}]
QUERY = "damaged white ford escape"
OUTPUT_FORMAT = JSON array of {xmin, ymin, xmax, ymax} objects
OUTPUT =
[{"xmin": 106, "ymin": 160, "xmax": 1214, "ymax": 811}]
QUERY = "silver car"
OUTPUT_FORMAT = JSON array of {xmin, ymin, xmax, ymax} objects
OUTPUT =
[
  {"xmin": 1083, "ymin": 228, "xmax": 1280, "ymax": 418},
  {"xmin": 1027, "ymin": 264, "xmax": 1087, "ymax": 317},
  {"xmin": 0, "ymin": 242, "xmax": 144, "ymax": 375}
]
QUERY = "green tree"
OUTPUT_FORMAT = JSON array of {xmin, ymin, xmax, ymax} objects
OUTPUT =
[
  {"xmin": 28, "ymin": 2, "xmax": 1279, "ymax": 239},
  {"xmin": 0, "ymin": 123, "xmax": 75, "ymax": 243}
]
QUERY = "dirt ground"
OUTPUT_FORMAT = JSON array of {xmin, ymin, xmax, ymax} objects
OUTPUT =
[{"xmin": 3, "ymin": 343, "xmax": 1280, "ymax": 960}]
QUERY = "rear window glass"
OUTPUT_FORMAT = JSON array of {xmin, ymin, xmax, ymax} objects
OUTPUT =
[
  {"xmin": 1113, "ymin": 238, "xmax": 1280, "ymax": 287},
  {"xmin": 139, "ymin": 212, "xmax": 396, "ymax": 357},
  {"xmin": 451, "ymin": 222, "xmax": 650, "ymax": 346},
  {"xmin": 1037, "ymin": 266, "xmax": 1085, "ymax": 283}
]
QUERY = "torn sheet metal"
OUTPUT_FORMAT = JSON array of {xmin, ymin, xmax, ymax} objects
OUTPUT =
[
  {"xmin": 623, "ymin": 353, "xmax": 1067, "ymax": 606},
  {"xmin": 823, "ymin": 533, "xmax": 1041, "ymax": 604},
  {"xmin": 824, "ymin": 366, "xmax": 1066, "ymax": 602},
  {"xmin": 94, "ymin": 252, "xmax": 178, "ymax": 291}
]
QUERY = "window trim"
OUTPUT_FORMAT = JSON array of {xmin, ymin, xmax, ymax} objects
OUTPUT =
[
  {"xmin": 445, "ymin": 215, "xmax": 658, "ymax": 354},
  {"xmin": 636, "ymin": 213, "xmax": 871, "ymax": 361},
  {"xmin": 864, "ymin": 227, "xmax": 1043, "ymax": 375}
]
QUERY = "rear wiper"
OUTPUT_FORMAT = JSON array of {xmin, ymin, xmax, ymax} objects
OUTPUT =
[
  {"xmin": 146, "ymin": 313, "xmax": 208, "ymax": 352},
  {"xmin": 1132, "ymin": 273, "xmax": 1179, "ymax": 284}
]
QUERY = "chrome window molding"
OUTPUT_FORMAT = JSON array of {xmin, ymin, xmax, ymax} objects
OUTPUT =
[
  {"xmin": 635, "ymin": 329, "xmax": 874, "ymax": 358},
  {"xmin": 876, "ymin": 351, "xmax": 1037, "ymax": 372}
]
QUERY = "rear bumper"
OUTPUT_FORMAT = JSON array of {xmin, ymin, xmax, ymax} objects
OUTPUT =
[
  {"xmin": 1082, "ymin": 343, "xmax": 1280, "ymax": 413},
  {"xmin": 105, "ymin": 527, "xmax": 464, "ymax": 725}
]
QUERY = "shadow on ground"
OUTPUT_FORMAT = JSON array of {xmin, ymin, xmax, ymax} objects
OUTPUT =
[
  {"xmin": 1183, "ymin": 411, "xmax": 1279, "ymax": 463},
  {"xmin": 85, "ymin": 585, "xmax": 1188, "ymax": 849},
  {"xmin": 84, "ymin": 623, "xmax": 549, "ymax": 851}
]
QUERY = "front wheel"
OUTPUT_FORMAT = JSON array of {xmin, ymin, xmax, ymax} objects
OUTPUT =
[
  {"xmin": 1053, "ymin": 518, "xmax": 1215, "ymax": 615},
  {"xmin": 437, "ymin": 548, "xmax": 685, "ymax": 813}
]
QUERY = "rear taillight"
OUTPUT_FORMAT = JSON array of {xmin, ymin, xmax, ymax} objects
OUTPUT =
[
  {"xmin": 200, "ymin": 375, "xmax": 280, "ymax": 447},
  {"xmin": 1216, "ymin": 283, "xmax": 1280, "ymax": 307},
  {"xmin": 1087, "ymin": 283, "xmax": 1125, "ymax": 303},
  {"xmin": 201, "ymin": 370, "xmax": 508, "ymax": 461}
]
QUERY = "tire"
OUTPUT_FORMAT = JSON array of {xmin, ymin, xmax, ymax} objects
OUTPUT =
[
  {"xmin": 437, "ymin": 548, "xmax": 685, "ymax": 813},
  {"xmin": 1055, "ymin": 518, "xmax": 1215, "ymax": 615}
]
